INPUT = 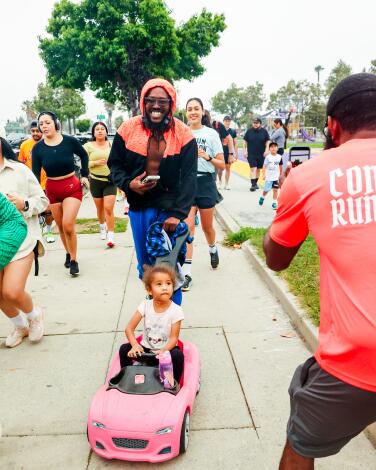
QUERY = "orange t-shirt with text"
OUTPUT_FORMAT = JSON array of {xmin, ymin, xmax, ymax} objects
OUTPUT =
[
  {"xmin": 19, "ymin": 139, "xmax": 47, "ymax": 190},
  {"xmin": 270, "ymin": 138, "xmax": 376, "ymax": 392}
]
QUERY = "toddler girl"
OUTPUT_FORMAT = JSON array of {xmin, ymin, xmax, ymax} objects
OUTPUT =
[{"xmin": 119, "ymin": 264, "xmax": 185, "ymax": 383}]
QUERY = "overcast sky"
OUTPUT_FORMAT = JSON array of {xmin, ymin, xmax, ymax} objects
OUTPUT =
[{"xmin": 1, "ymin": 0, "xmax": 376, "ymax": 127}]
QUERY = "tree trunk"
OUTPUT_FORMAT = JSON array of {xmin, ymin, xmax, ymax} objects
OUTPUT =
[
  {"xmin": 72, "ymin": 117, "xmax": 76, "ymax": 134},
  {"xmin": 68, "ymin": 118, "xmax": 72, "ymax": 134}
]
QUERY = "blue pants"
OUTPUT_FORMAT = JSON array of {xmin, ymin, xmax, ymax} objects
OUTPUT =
[{"xmin": 128, "ymin": 208, "xmax": 182, "ymax": 305}]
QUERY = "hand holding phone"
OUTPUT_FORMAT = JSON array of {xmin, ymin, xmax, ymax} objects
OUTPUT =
[{"xmin": 141, "ymin": 175, "xmax": 160, "ymax": 184}]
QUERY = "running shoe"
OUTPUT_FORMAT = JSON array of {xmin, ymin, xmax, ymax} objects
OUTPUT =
[
  {"xmin": 100, "ymin": 225, "xmax": 107, "ymax": 240},
  {"xmin": 250, "ymin": 186, "xmax": 257, "ymax": 192},
  {"xmin": 182, "ymin": 275, "xmax": 193, "ymax": 292},
  {"xmin": 28, "ymin": 307, "xmax": 44, "ymax": 343},
  {"xmin": 70, "ymin": 260, "xmax": 79, "ymax": 276},
  {"xmin": 5, "ymin": 326, "xmax": 29, "ymax": 348},
  {"xmin": 210, "ymin": 250, "xmax": 219, "ymax": 269},
  {"xmin": 107, "ymin": 234, "xmax": 115, "ymax": 248},
  {"xmin": 225, "ymin": 184, "xmax": 231, "ymax": 190},
  {"xmin": 45, "ymin": 233, "xmax": 55, "ymax": 243},
  {"xmin": 272, "ymin": 202, "xmax": 278, "ymax": 210},
  {"xmin": 194, "ymin": 214, "xmax": 199, "ymax": 226},
  {"xmin": 64, "ymin": 253, "xmax": 71, "ymax": 268},
  {"xmin": 259, "ymin": 197, "xmax": 265, "ymax": 206}
]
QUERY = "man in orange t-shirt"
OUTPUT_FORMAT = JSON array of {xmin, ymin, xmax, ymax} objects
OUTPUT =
[
  {"xmin": 264, "ymin": 74, "xmax": 376, "ymax": 468},
  {"xmin": 19, "ymin": 121, "xmax": 46, "ymax": 188},
  {"xmin": 19, "ymin": 121, "xmax": 54, "ymax": 242}
]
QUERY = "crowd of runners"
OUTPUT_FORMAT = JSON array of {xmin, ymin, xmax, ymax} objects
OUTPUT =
[{"xmin": 1, "ymin": 73, "xmax": 376, "ymax": 469}]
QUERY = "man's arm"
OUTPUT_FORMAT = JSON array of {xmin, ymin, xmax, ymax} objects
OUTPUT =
[
  {"xmin": 263, "ymin": 230, "xmax": 302, "ymax": 271},
  {"xmin": 263, "ymin": 170, "xmax": 308, "ymax": 271}
]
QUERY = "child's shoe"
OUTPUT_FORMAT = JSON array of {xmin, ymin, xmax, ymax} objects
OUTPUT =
[
  {"xmin": 272, "ymin": 201, "xmax": 278, "ymax": 210},
  {"xmin": 258, "ymin": 196, "xmax": 265, "ymax": 206}
]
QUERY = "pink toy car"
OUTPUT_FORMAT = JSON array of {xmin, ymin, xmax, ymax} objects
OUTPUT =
[{"xmin": 87, "ymin": 340, "xmax": 200, "ymax": 462}]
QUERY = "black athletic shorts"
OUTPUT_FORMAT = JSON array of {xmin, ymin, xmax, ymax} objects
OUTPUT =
[
  {"xmin": 89, "ymin": 176, "xmax": 117, "ymax": 198},
  {"xmin": 193, "ymin": 173, "xmax": 223, "ymax": 209},
  {"xmin": 223, "ymin": 147, "xmax": 230, "ymax": 164},
  {"xmin": 287, "ymin": 356, "xmax": 376, "ymax": 458},
  {"xmin": 247, "ymin": 154, "xmax": 264, "ymax": 169}
]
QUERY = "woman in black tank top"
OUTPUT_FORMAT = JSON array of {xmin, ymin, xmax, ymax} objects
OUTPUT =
[{"xmin": 32, "ymin": 112, "xmax": 89, "ymax": 276}]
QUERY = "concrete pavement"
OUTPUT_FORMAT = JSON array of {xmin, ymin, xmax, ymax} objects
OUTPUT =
[{"xmin": 0, "ymin": 192, "xmax": 375, "ymax": 469}]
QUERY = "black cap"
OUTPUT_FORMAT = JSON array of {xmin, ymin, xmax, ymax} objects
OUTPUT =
[
  {"xmin": 223, "ymin": 115, "xmax": 231, "ymax": 121},
  {"xmin": 253, "ymin": 117, "xmax": 262, "ymax": 124},
  {"xmin": 327, "ymin": 73, "xmax": 376, "ymax": 115},
  {"xmin": 30, "ymin": 120, "xmax": 38, "ymax": 129}
]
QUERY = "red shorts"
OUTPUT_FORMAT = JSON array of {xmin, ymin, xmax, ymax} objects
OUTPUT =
[{"xmin": 45, "ymin": 175, "xmax": 83, "ymax": 204}]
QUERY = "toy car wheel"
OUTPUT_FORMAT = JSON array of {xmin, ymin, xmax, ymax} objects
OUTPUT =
[{"xmin": 179, "ymin": 410, "xmax": 190, "ymax": 454}]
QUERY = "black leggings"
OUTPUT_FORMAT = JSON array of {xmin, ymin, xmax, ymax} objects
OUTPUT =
[{"xmin": 119, "ymin": 343, "xmax": 185, "ymax": 383}]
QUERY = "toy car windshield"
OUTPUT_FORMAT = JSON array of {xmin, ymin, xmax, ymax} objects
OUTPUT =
[{"xmin": 107, "ymin": 365, "xmax": 179, "ymax": 395}]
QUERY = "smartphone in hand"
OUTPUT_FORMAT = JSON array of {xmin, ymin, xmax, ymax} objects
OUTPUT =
[{"xmin": 141, "ymin": 175, "xmax": 160, "ymax": 184}]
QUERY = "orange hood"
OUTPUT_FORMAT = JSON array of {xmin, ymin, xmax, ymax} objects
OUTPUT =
[{"xmin": 139, "ymin": 78, "xmax": 177, "ymax": 114}]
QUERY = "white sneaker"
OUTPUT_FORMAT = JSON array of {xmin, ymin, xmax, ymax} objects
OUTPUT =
[
  {"xmin": 100, "ymin": 225, "xmax": 107, "ymax": 240},
  {"xmin": 5, "ymin": 326, "xmax": 29, "ymax": 348},
  {"xmin": 107, "ymin": 234, "xmax": 115, "ymax": 248},
  {"xmin": 45, "ymin": 233, "xmax": 55, "ymax": 243},
  {"xmin": 28, "ymin": 307, "xmax": 44, "ymax": 343},
  {"xmin": 225, "ymin": 184, "xmax": 231, "ymax": 190}
]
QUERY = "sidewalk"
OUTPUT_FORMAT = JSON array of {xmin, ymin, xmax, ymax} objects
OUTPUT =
[{"xmin": 0, "ymin": 194, "xmax": 375, "ymax": 469}]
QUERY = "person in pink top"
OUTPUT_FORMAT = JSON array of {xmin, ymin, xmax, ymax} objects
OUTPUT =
[{"xmin": 264, "ymin": 73, "xmax": 376, "ymax": 469}]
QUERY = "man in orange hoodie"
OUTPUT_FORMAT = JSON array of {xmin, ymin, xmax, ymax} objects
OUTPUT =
[{"xmin": 108, "ymin": 78, "xmax": 198, "ymax": 304}]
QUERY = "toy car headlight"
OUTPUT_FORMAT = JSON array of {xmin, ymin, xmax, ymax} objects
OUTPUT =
[
  {"xmin": 156, "ymin": 427, "xmax": 173, "ymax": 435},
  {"xmin": 92, "ymin": 421, "xmax": 106, "ymax": 429}
]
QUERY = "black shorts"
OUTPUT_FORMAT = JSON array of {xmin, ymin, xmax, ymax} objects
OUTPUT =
[
  {"xmin": 287, "ymin": 356, "xmax": 376, "ymax": 458},
  {"xmin": 89, "ymin": 177, "xmax": 117, "ymax": 198},
  {"xmin": 247, "ymin": 154, "xmax": 264, "ymax": 169},
  {"xmin": 277, "ymin": 148, "xmax": 284, "ymax": 156},
  {"xmin": 194, "ymin": 173, "xmax": 223, "ymax": 209},
  {"xmin": 223, "ymin": 147, "xmax": 230, "ymax": 164}
]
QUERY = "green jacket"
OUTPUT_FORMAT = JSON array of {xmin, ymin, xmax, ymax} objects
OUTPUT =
[{"xmin": 0, "ymin": 192, "xmax": 27, "ymax": 269}]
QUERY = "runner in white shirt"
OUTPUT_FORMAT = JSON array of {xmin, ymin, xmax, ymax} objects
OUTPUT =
[{"xmin": 259, "ymin": 142, "xmax": 283, "ymax": 210}]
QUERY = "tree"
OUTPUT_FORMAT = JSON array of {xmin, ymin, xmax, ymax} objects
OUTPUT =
[
  {"xmin": 268, "ymin": 80, "xmax": 321, "ymax": 111},
  {"xmin": 304, "ymin": 101, "xmax": 326, "ymax": 129},
  {"xmin": 31, "ymin": 83, "xmax": 86, "ymax": 133},
  {"xmin": 39, "ymin": 0, "xmax": 226, "ymax": 115},
  {"xmin": 76, "ymin": 118, "xmax": 91, "ymax": 133},
  {"xmin": 314, "ymin": 65, "xmax": 324, "ymax": 85},
  {"xmin": 22, "ymin": 100, "xmax": 37, "ymax": 122},
  {"xmin": 174, "ymin": 109, "xmax": 188, "ymax": 124},
  {"xmin": 114, "ymin": 115, "xmax": 124, "ymax": 129},
  {"xmin": 104, "ymin": 102, "xmax": 115, "ymax": 132},
  {"xmin": 325, "ymin": 60, "xmax": 352, "ymax": 96},
  {"xmin": 369, "ymin": 60, "xmax": 376, "ymax": 74},
  {"xmin": 211, "ymin": 82, "xmax": 265, "ymax": 125}
]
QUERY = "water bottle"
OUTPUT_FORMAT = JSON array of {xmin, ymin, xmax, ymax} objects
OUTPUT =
[{"xmin": 158, "ymin": 351, "xmax": 174, "ymax": 389}]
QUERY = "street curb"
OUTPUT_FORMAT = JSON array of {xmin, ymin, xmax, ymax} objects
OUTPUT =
[{"xmin": 215, "ymin": 203, "xmax": 376, "ymax": 448}]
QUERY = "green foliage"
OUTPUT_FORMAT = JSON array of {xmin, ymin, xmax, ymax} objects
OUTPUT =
[
  {"xmin": 174, "ymin": 109, "xmax": 188, "ymax": 124},
  {"xmin": 325, "ymin": 60, "xmax": 352, "ymax": 96},
  {"xmin": 76, "ymin": 118, "xmax": 91, "ymax": 133},
  {"xmin": 114, "ymin": 115, "xmax": 124, "ymax": 129},
  {"xmin": 225, "ymin": 227, "xmax": 320, "ymax": 325},
  {"xmin": 76, "ymin": 217, "xmax": 127, "ymax": 234},
  {"xmin": 268, "ymin": 79, "xmax": 326, "ymax": 130},
  {"xmin": 22, "ymin": 100, "xmax": 37, "ymax": 121},
  {"xmin": 40, "ymin": 0, "xmax": 226, "ymax": 114},
  {"xmin": 268, "ymin": 79, "xmax": 321, "ymax": 111},
  {"xmin": 211, "ymin": 82, "xmax": 265, "ymax": 126},
  {"xmin": 31, "ymin": 83, "xmax": 86, "ymax": 122},
  {"xmin": 369, "ymin": 59, "xmax": 376, "ymax": 74}
]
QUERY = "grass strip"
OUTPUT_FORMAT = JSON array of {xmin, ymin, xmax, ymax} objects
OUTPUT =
[
  {"xmin": 75, "ymin": 217, "xmax": 128, "ymax": 234},
  {"xmin": 224, "ymin": 227, "xmax": 320, "ymax": 325}
]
